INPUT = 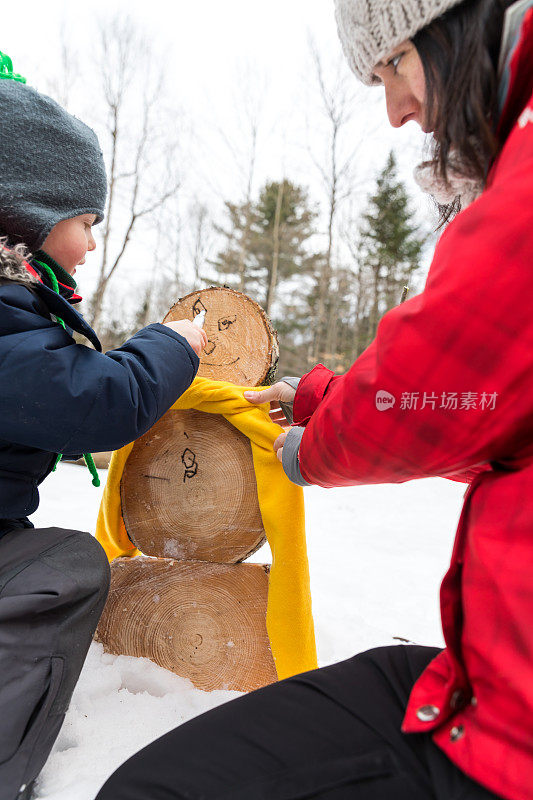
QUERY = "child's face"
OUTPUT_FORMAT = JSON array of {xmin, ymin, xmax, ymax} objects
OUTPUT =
[{"xmin": 41, "ymin": 214, "xmax": 97, "ymax": 275}]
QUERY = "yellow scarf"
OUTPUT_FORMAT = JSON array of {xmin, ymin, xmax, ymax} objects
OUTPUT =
[{"xmin": 95, "ymin": 376, "xmax": 317, "ymax": 680}]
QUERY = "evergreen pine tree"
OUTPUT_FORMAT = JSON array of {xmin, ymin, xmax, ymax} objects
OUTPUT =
[
  {"xmin": 356, "ymin": 151, "xmax": 426, "ymax": 355},
  {"xmin": 210, "ymin": 200, "xmax": 257, "ymax": 293},
  {"xmin": 211, "ymin": 179, "xmax": 320, "ymax": 315},
  {"xmin": 211, "ymin": 180, "xmax": 324, "ymax": 374}
]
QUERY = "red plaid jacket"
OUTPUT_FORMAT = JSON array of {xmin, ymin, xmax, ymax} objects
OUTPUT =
[{"xmin": 293, "ymin": 12, "xmax": 533, "ymax": 800}]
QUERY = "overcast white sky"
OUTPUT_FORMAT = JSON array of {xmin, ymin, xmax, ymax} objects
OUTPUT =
[{"xmin": 4, "ymin": 1, "xmax": 430, "ymax": 300}]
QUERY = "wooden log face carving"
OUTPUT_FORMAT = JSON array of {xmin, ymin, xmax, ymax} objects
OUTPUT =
[
  {"xmin": 121, "ymin": 409, "xmax": 266, "ymax": 563},
  {"xmin": 96, "ymin": 558, "xmax": 277, "ymax": 693},
  {"xmin": 163, "ymin": 287, "xmax": 279, "ymax": 386}
]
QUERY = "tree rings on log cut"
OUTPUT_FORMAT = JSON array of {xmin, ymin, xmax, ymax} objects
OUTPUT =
[
  {"xmin": 96, "ymin": 557, "xmax": 277, "ymax": 692},
  {"xmin": 121, "ymin": 408, "xmax": 266, "ymax": 562},
  {"xmin": 163, "ymin": 287, "xmax": 279, "ymax": 386}
]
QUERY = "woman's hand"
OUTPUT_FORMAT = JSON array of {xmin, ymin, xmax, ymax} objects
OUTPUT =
[
  {"xmin": 164, "ymin": 320, "xmax": 208, "ymax": 357},
  {"xmin": 273, "ymin": 432, "xmax": 287, "ymax": 462},
  {"xmin": 244, "ymin": 382, "xmax": 297, "ymax": 426}
]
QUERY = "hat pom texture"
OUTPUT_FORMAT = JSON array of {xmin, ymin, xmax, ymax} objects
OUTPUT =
[{"xmin": 335, "ymin": 0, "xmax": 465, "ymax": 85}]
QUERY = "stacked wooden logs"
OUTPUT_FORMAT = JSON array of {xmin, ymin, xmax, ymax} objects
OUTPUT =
[{"xmin": 96, "ymin": 288, "xmax": 280, "ymax": 692}]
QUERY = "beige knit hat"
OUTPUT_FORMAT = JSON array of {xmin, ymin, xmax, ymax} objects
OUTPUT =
[{"xmin": 335, "ymin": 0, "xmax": 466, "ymax": 85}]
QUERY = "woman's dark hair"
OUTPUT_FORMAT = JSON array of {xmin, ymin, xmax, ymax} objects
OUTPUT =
[{"xmin": 412, "ymin": 0, "xmax": 515, "ymax": 224}]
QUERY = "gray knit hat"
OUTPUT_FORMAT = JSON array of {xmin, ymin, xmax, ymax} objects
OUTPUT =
[
  {"xmin": 0, "ymin": 73, "xmax": 107, "ymax": 251},
  {"xmin": 335, "ymin": 0, "xmax": 466, "ymax": 85}
]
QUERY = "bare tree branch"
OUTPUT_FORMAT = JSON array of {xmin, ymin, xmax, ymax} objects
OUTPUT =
[{"xmin": 88, "ymin": 14, "xmax": 182, "ymax": 330}]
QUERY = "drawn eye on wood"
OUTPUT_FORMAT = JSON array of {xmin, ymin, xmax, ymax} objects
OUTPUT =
[
  {"xmin": 181, "ymin": 447, "xmax": 198, "ymax": 482},
  {"xmin": 192, "ymin": 298, "xmax": 207, "ymax": 318},
  {"xmin": 218, "ymin": 315, "xmax": 237, "ymax": 332},
  {"xmin": 201, "ymin": 317, "xmax": 238, "ymax": 361}
]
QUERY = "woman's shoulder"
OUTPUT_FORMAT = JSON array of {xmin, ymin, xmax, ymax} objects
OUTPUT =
[{"xmin": 487, "ymin": 87, "xmax": 533, "ymax": 191}]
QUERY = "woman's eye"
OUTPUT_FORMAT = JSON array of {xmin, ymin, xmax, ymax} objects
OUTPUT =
[{"xmin": 388, "ymin": 54, "xmax": 403, "ymax": 72}]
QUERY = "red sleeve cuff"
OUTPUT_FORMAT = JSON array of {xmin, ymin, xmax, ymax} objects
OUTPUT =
[{"xmin": 293, "ymin": 364, "xmax": 336, "ymax": 425}]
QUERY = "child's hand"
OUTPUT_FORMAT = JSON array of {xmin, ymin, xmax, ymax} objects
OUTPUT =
[
  {"xmin": 244, "ymin": 382, "xmax": 296, "ymax": 425},
  {"xmin": 164, "ymin": 320, "xmax": 208, "ymax": 357}
]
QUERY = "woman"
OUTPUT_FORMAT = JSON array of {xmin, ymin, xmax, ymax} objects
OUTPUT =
[{"xmin": 96, "ymin": 1, "xmax": 533, "ymax": 798}]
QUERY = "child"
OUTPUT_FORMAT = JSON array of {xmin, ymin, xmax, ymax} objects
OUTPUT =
[{"xmin": 0, "ymin": 56, "xmax": 207, "ymax": 800}]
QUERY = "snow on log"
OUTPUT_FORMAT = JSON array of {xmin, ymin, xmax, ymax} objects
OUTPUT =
[
  {"xmin": 96, "ymin": 557, "xmax": 277, "ymax": 692},
  {"xmin": 163, "ymin": 287, "xmax": 279, "ymax": 386},
  {"xmin": 120, "ymin": 408, "xmax": 266, "ymax": 562}
]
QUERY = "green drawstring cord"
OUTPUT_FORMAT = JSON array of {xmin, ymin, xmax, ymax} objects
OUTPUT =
[
  {"xmin": 35, "ymin": 260, "xmax": 101, "ymax": 488},
  {"xmin": 83, "ymin": 453, "xmax": 101, "ymax": 487},
  {"xmin": 51, "ymin": 453, "xmax": 100, "ymax": 488}
]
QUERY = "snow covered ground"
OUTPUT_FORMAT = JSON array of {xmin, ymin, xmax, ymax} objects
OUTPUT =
[{"xmin": 31, "ymin": 463, "xmax": 465, "ymax": 799}]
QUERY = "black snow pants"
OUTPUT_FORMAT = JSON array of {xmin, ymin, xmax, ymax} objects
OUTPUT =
[
  {"xmin": 0, "ymin": 526, "xmax": 110, "ymax": 800},
  {"xmin": 96, "ymin": 645, "xmax": 500, "ymax": 800}
]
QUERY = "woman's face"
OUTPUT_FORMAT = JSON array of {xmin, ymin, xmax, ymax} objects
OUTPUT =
[{"xmin": 372, "ymin": 40, "xmax": 433, "ymax": 133}]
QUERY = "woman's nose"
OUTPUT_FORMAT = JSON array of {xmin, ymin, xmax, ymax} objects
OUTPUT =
[
  {"xmin": 384, "ymin": 86, "xmax": 419, "ymax": 129},
  {"xmin": 88, "ymin": 232, "xmax": 96, "ymax": 251}
]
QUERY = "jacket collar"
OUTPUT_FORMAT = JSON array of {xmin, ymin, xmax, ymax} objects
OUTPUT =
[
  {"xmin": 0, "ymin": 244, "xmax": 100, "ymax": 350},
  {"xmin": 31, "ymin": 251, "xmax": 83, "ymax": 305},
  {"xmin": 29, "ymin": 279, "xmax": 102, "ymax": 352},
  {"xmin": 496, "ymin": 2, "xmax": 533, "ymax": 142},
  {"xmin": 14, "ymin": 254, "xmax": 102, "ymax": 352}
]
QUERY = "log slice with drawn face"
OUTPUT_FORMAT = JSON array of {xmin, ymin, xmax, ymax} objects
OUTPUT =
[
  {"xmin": 96, "ymin": 557, "xmax": 277, "ymax": 692},
  {"xmin": 163, "ymin": 287, "xmax": 279, "ymax": 386},
  {"xmin": 121, "ymin": 408, "xmax": 266, "ymax": 562}
]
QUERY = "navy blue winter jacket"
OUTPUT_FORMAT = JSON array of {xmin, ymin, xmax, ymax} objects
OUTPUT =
[{"xmin": 0, "ymin": 250, "xmax": 199, "ymax": 534}]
